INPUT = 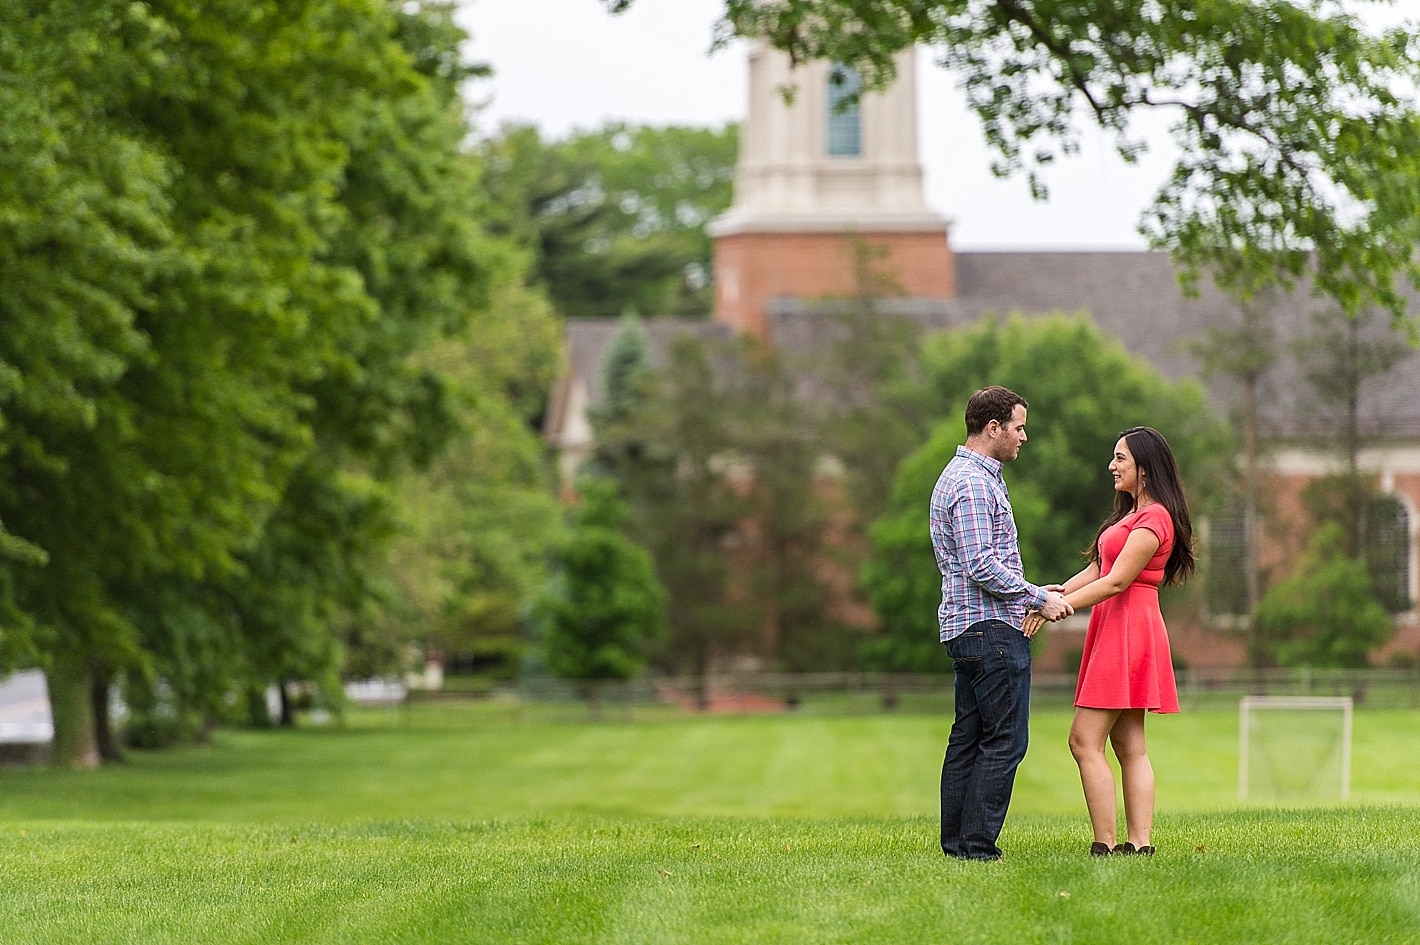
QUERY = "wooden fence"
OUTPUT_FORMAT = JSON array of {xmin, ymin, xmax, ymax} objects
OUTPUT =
[{"xmin": 408, "ymin": 666, "xmax": 1420, "ymax": 722}]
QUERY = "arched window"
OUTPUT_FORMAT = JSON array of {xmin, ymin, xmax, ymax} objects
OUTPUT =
[
  {"xmin": 826, "ymin": 65, "xmax": 862, "ymax": 157},
  {"xmin": 1205, "ymin": 498, "xmax": 1251, "ymax": 617},
  {"xmin": 1364, "ymin": 494, "xmax": 1412, "ymax": 613}
]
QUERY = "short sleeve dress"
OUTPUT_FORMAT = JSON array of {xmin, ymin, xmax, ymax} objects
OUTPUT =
[{"xmin": 1074, "ymin": 503, "xmax": 1180, "ymax": 714}]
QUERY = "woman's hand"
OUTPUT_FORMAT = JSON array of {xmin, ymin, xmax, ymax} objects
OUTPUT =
[{"xmin": 1023, "ymin": 583, "xmax": 1069, "ymax": 637}]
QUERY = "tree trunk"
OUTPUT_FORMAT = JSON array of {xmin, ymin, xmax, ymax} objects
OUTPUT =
[
  {"xmin": 693, "ymin": 645, "xmax": 712, "ymax": 711},
  {"xmin": 247, "ymin": 685, "xmax": 273, "ymax": 728},
  {"xmin": 1243, "ymin": 371, "xmax": 1263, "ymax": 666},
  {"xmin": 1343, "ymin": 317, "xmax": 1365, "ymax": 557},
  {"xmin": 90, "ymin": 668, "xmax": 124, "ymax": 763},
  {"xmin": 48, "ymin": 651, "xmax": 101, "ymax": 769},
  {"xmin": 278, "ymin": 680, "xmax": 294, "ymax": 727}
]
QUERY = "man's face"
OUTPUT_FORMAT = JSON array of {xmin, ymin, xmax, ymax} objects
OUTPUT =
[{"xmin": 988, "ymin": 405, "xmax": 1029, "ymax": 463}]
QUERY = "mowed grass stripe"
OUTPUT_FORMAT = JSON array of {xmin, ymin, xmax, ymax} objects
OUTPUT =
[
  {"xmin": 1, "ymin": 812, "xmax": 1417, "ymax": 944},
  {"xmin": 1, "ymin": 705, "xmax": 1418, "ymax": 823}
]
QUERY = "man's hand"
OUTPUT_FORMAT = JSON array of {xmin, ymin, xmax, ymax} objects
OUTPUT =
[{"xmin": 1037, "ymin": 590, "xmax": 1073, "ymax": 622}]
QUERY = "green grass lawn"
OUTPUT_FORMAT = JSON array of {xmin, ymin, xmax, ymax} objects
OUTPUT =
[{"xmin": 1, "ymin": 702, "xmax": 1417, "ymax": 943}]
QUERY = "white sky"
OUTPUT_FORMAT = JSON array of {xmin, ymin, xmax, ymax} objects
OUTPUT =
[{"xmin": 456, "ymin": 0, "xmax": 1420, "ymax": 250}]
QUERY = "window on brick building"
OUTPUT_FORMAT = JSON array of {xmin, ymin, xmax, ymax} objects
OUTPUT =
[
  {"xmin": 1364, "ymin": 494, "xmax": 1412, "ymax": 613},
  {"xmin": 1205, "ymin": 499, "xmax": 1251, "ymax": 616},
  {"xmin": 826, "ymin": 65, "xmax": 862, "ymax": 157}
]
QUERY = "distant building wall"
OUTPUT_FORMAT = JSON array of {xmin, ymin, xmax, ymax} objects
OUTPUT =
[{"xmin": 713, "ymin": 230, "xmax": 954, "ymax": 337}]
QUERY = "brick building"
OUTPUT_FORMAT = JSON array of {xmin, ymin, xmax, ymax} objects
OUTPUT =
[{"xmin": 544, "ymin": 43, "xmax": 1420, "ymax": 670}]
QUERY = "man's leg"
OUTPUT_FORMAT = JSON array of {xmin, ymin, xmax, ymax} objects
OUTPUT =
[
  {"xmin": 940, "ymin": 633, "xmax": 985, "ymax": 858},
  {"xmin": 957, "ymin": 621, "xmax": 1032, "ymax": 859}
]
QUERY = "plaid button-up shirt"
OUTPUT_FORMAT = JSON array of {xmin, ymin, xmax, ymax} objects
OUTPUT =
[{"xmin": 930, "ymin": 446, "xmax": 1048, "ymax": 641}]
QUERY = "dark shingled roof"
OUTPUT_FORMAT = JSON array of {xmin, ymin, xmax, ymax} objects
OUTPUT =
[
  {"xmin": 562, "ymin": 319, "xmax": 735, "ymax": 408},
  {"xmin": 952, "ymin": 252, "xmax": 1420, "ymax": 438}
]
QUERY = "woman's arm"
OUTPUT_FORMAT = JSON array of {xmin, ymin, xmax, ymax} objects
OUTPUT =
[
  {"xmin": 1058, "ymin": 562, "xmax": 1100, "ymax": 596},
  {"xmin": 1021, "ymin": 562, "xmax": 1101, "ymax": 637},
  {"xmin": 1063, "ymin": 527, "xmax": 1160, "ymax": 612}
]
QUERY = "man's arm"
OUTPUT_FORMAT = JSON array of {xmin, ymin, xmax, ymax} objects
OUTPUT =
[{"xmin": 947, "ymin": 479, "xmax": 1049, "ymax": 610}]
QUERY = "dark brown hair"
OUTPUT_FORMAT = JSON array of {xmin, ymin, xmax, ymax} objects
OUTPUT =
[
  {"xmin": 964, "ymin": 386, "xmax": 1028, "ymax": 436},
  {"xmin": 1088, "ymin": 426, "xmax": 1196, "ymax": 587}
]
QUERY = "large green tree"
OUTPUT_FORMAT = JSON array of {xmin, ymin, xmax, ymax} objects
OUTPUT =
[
  {"xmin": 0, "ymin": 0, "xmax": 295, "ymax": 766},
  {"xmin": 215, "ymin": 0, "xmax": 527, "ymax": 725},
  {"xmin": 479, "ymin": 121, "xmax": 738, "ymax": 320},
  {"xmin": 0, "ymin": 3, "xmax": 173, "ymax": 700},
  {"xmin": 365, "ymin": 279, "xmax": 563, "ymax": 683},
  {"xmin": 0, "ymin": 0, "xmax": 535, "ymax": 763},
  {"xmin": 610, "ymin": 0, "xmax": 1420, "ymax": 329},
  {"xmin": 597, "ymin": 328, "xmax": 857, "ymax": 678},
  {"xmin": 581, "ymin": 256, "xmax": 937, "ymax": 681},
  {"xmin": 863, "ymin": 314, "xmax": 1231, "ymax": 671},
  {"xmin": 1188, "ymin": 289, "xmax": 1281, "ymax": 624},
  {"xmin": 1293, "ymin": 307, "xmax": 1408, "ymax": 552},
  {"xmin": 587, "ymin": 331, "xmax": 763, "ymax": 698}
]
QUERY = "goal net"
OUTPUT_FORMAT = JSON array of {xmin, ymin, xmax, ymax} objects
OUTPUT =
[{"xmin": 1238, "ymin": 696, "xmax": 1352, "ymax": 803}]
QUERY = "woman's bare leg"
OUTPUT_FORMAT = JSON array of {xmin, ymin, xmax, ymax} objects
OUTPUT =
[
  {"xmin": 1069, "ymin": 707, "xmax": 1122, "ymax": 845},
  {"xmin": 1109, "ymin": 710, "xmax": 1155, "ymax": 848}
]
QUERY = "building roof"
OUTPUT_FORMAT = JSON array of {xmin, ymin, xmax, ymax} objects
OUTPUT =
[
  {"xmin": 952, "ymin": 251, "xmax": 1420, "ymax": 438},
  {"xmin": 545, "ymin": 318, "xmax": 734, "ymax": 444},
  {"xmin": 547, "ymin": 250, "xmax": 1420, "ymax": 446}
]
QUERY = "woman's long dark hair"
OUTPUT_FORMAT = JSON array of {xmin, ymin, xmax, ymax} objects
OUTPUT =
[{"xmin": 1088, "ymin": 426, "xmax": 1195, "ymax": 587}]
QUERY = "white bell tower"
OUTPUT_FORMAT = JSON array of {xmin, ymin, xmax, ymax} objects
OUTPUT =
[{"xmin": 710, "ymin": 43, "xmax": 954, "ymax": 337}]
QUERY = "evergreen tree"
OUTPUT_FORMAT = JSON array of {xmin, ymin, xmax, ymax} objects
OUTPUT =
[
  {"xmin": 729, "ymin": 340, "xmax": 840, "ymax": 672},
  {"xmin": 609, "ymin": 336, "xmax": 760, "ymax": 702},
  {"xmin": 586, "ymin": 314, "xmax": 655, "ymax": 482},
  {"xmin": 532, "ymin": 480, "xmax": 668, "ymax": 690}
]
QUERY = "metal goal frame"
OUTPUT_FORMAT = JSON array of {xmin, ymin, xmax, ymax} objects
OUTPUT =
[{"xmin": 1238, "ymin": 695, "xmax": 1353, "ymax": 802}]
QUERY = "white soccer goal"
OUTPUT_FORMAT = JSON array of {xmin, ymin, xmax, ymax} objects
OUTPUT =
[{"xmin": 1238, "ymin": 696, "xmax": 1353, "ymax": 803}]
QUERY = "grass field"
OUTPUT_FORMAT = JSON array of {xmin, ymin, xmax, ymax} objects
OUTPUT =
[{"xmin": 1, "ymin": 702, "xmax": 1417, "ymax": 943}]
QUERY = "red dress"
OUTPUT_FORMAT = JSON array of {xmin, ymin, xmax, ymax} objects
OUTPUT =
[{"xmin": 1074, "ymin": 503, "xmax": 1180, "ymax": 713}]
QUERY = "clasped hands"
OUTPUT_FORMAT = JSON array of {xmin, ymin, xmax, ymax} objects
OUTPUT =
[{"xmin": 1022, "ymin": 586, "xmax": 1072, "ymax": 639}]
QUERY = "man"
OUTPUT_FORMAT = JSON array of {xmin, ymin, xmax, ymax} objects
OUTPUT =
[{"xmin": 931, "ymin": 386, "xmax": 1071, "ymax": 861}]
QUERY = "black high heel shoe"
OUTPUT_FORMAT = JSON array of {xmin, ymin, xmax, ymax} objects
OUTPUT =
[
  {"xmin": 1113, "ymin": 842, "xmax": 1156, "ymax": 856},
  {"xmin": 1089, "ymin": 842, "xmax": 1113, "ymax": 857}
]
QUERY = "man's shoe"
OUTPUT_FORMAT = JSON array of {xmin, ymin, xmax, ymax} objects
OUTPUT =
[
  {"xmin": 1112, "ymin": 842, "xmax": 1137, "ymax": 855},
  {"xmin": 1089, "ymin": 842, "xmax": 1113, "ymax": 857},
  {"xmin": 945, "ymin": 850, "xmax": 1002, "ymax": 862},
  {"xmin": 1134, "ymin": 845, "xmax": 1155, "ymax": 856}
]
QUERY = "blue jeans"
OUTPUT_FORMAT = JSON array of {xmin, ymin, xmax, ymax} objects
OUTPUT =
[{"xmin": 940, "ymin": 619, "xmax": 1032, "ymax": 860}]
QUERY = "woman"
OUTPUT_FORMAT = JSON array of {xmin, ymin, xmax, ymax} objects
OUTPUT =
[{"xmin": 1027, "ymin": 426, "xmax": 1194, "ymax": 857}]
